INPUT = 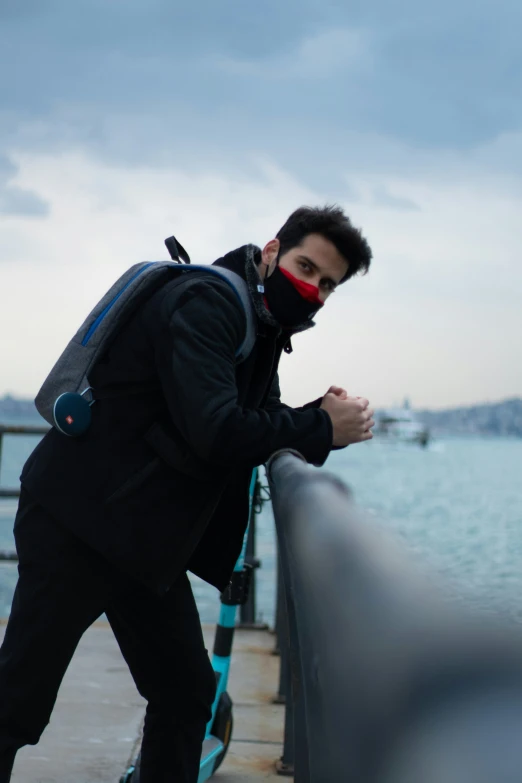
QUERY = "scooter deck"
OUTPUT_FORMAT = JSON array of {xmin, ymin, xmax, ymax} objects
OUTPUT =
[
  {"xmin": 198, "ymin": 736, "xmax": 224, "ymax": 782},
  {"xmin": 202, "ymin": 737, "xmax": 222, "ymax": 757}
]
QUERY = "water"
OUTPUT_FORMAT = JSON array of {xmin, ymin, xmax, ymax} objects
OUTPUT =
[
  {"xmin": 1, "ymin": 428, "xmax": 521, "ymax": 627},
  {"xmin": 329, "ymin": 437, "xmax": 522, "ymax": 621}
]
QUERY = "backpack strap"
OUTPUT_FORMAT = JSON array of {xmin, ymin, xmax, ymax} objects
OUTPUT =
[
  {"xmin": 163, "ymin": 239, "xmax": 255, "ymax": 360},
  {"xmin": 192, "ymin": 266, "xmax": 257, "ymax": 363},
  {"xmin": 34, "ymin": 255, "xmax": 257, "ymax": 429},
  {"xmin": 91, "ymin": 266, "xmax": 257, "ymax": 405},
  {"xmin": 164, "ymin": 235, "xmax": 191, "ymax": 265}
]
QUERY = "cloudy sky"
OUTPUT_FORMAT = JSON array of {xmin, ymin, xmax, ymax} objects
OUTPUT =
[{"xmin": 1, "ymin": 0, "xmax": 521, "ymax": 409}]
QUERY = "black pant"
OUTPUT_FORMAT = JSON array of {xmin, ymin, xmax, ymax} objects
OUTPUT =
[{"xmin": 0, "ymin": 490, "xmax": 216, "ymax": 783}]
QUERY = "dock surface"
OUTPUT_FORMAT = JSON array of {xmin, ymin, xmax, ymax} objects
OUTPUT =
[{"xmin": 0, "ymin": 622, "xmax": 285, "ymax": 782}]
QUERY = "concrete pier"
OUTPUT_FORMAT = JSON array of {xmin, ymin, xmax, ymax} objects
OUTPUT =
[{"xmin": 0, "ymin": 621, "xmax": 285, "ymax": 782}]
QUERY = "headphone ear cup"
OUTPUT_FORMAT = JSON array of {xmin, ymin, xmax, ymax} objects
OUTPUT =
[{"xmin": 53, "ymin": 392, "xmax": 92, "ymax": 437}]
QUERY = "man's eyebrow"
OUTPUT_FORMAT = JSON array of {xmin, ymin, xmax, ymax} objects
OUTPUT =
[{"xmin": 297, "ymin": 255, "xmax": 337, "ymax": 285}]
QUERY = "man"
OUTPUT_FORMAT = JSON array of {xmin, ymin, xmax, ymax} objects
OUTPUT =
[{"xmin": 0, "ymin": 205, "xmax": 374, "ymax": 782}]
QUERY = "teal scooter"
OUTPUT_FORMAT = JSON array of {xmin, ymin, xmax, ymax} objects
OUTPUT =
[{"xmin": 121, "ymin": 468, "xmax": 258, "ymax": 782}]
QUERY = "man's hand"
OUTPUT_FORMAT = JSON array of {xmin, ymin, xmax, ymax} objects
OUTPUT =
[
  {"xmin": 320, "ymin": 393, "xmax": 375, "ymax": 446},
  {"xmin": 327, "ymin": 385, "xmax": 348, "ymax": 400}
]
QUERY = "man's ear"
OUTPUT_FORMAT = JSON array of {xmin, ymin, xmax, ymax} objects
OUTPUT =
[{"xmin": 260, "ymin": 238, "xmax": 280, "ymax": 277}]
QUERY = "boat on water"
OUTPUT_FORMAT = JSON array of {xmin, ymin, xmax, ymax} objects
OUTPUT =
[{"xmin": 375, "ymin": 399, "xmax": 430, "ymax": 447}]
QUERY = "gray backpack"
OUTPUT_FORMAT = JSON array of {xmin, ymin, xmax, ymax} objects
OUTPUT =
[{"xmin": 35, "ymin": 236, "xmax": 256, "ymax": 436}]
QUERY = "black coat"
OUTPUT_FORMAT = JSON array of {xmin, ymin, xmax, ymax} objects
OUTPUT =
[{"xmin": 21, "ymin": 246, "xmax": 333, "ymax": 594}]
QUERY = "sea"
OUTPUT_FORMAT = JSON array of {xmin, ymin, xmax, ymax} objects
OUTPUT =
[{"xmin": 1, "ymin": 424, "xmax": 521, "ymax": 628}]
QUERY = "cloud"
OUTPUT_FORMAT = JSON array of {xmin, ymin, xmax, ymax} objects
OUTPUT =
[
  {"xmin": 370, "ymin": 186, "xmax": 420, "ymax": 212},
  {"xmin": 0, "ymin": 186, "xmax": 50, "ymax": 218},
  {"xmin": 0, "ymin": 153, "xmax": 50, "ymax": 218},
  {"xmin": 0, "ymin": 155, "xmax": 17, "ymax": 179},
  {"xmin": 0, "ymin": 1, "xmax": 520, "ymax": 408},
  {"xmin": 219, "ymin": 27, "xmax": 371, "ymax": 80},
  {"xmin": 0, "ymin": 0, "xmax": 521, "ymax": 180},
  {"xmin": 0, "ymin": 146, "xmax": 520, "ymax": 409}
]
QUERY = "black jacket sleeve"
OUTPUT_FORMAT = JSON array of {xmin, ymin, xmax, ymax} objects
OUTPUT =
[
  {"xmin": 265, "ymin": 373, "xmax": 323, "ymax": 413},
  {"xmin": 153, "ymin": 277, "xmax": 332, "ymax": 468},
  {"xmin": 265, "ymin": 372, "xmax": 348, "ymax": 451}
]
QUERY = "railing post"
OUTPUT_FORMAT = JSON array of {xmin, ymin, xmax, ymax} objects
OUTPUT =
[
  {"xmin": 276, "ymin": 645, "xmax": 294, "ymax": 777},
  {"xmin": 238, "ymin": 474, "xmax": 268, "ymax": 630},
  {"xmin": 238, "ymin": 504, "xmax": 259, "ymax": 627},
  {"xmin": 274, "ymin": 554, "xmax": 294, "ymax": 775},
  {"xmin": 273, "ymin": 554, "xmax": 288, "ymax": 700}
]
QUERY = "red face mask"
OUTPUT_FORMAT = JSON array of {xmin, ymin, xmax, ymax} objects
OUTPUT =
[
  {"xmin": 263, "ymin": 264, "xmax": 324, "ymax": 329},
  {"xmin": 279, "ymin": 267, "xmax": 324, "ymax": 306}
]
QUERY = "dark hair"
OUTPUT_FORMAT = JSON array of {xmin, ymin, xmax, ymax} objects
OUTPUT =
[{"xmin": 276, "ymin": 205, "xmax": 372, "ymax": 282}]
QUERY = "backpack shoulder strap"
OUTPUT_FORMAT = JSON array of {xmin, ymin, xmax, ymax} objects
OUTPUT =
[
  {"xmin": 34, "ymin": 259, "xmax": 257, "ymax": 427},
  {"xmin": 186, "ymin": 266, "xmax": 256, "ymax": 363}
]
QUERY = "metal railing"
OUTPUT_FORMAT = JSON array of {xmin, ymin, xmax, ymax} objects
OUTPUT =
[
  {"xmin": 0, "ymin": 424, "xmax": 49, "ymax": 499},
  {"xmin": 0, "ymin": 424, "xmax": 49, "ymax": 562},
  {"xmin": 0, "ymin": 425, "xmax": 272, "ymax": 617},
  {"xmin": 268, "ymin": 449, "xmax": 522, "ymax": 783},
  {"xmin": 4, "ymin": 429, "xmax": 522, "ymax": 781}
]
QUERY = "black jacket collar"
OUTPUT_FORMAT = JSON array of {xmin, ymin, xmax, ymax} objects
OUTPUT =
[{"xmin": 212, "ymin": 244, "xmax": 315, "ymax": 337}]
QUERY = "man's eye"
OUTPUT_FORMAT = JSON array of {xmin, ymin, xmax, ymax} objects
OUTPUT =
[{"xmin": 320, "ymin": 280, "xmax": 335, "ymax": 292}]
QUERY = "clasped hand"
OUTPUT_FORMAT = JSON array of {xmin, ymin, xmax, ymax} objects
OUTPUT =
[{"xmin": 320, "ymin": 385, "xmax": 375, "ymax": 447}]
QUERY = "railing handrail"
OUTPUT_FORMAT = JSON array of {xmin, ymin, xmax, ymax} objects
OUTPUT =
[
  {"xmin": 0, "ymin": 423, "xmax": 50, "ymax": 436},
  {"xmin": 267, "ymin": 449, "xmax": 522, "ymax": 783}
]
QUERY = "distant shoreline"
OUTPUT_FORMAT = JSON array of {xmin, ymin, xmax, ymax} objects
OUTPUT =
[
  {"xmin": 1, "ymin": 394, "xmax": 521, "ymax": 438},
  {"xmin": 417, "ymin": 397, "xmax": 522, "ymax": 438}
]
